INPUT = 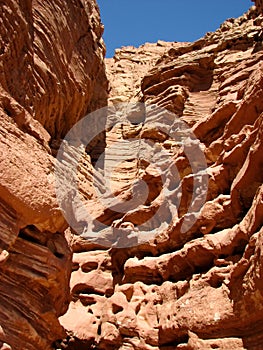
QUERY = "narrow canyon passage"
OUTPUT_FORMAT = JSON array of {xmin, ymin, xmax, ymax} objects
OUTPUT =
[
  {"xmin": 0, "ymin": 1, "xmax": 263, "ymax": 350},
  {"xmin": 58, "ymin": 5, "xmax": 263, "ymax": 349}
]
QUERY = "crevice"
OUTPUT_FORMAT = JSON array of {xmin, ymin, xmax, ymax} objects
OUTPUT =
[
  {"xmin": 81, "ymin": 261, "xmax": 99, "ymax": 273},
  {"xmin": 112, "ymin": 304, "xmax": 124, "ymax": 314},
  {"xmin": 18, "ymin": 229, "xmax": 41, "ymax": 245},
  {"xmin": 52, "ymin": 334, "xmax": 96, "ymax": 350},
  {"xmin": 18, "ymin": 226, "xmax": 67, "ymax": 260},
  {"xmin": 159, "ymin": 333, "xmax": 189, "ymax": 347},
  {"xmin": 72, "ymin": 285, "xmax": 105, "ymax": 297},
  {"xmin": 97, "ymin": 324, "xmax": 102, "ymax": 336}
]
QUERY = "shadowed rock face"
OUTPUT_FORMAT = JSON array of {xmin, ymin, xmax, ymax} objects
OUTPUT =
[
  {"xmin": 0, "ymin": 0, "xmax": 108, "ymax": 349},
  {"xmin": 59, "ymin": 4, "xmax": 263, "ymax": 350},
  {"xmin": 255, "ymin": 0, "xmax": 263, "ymax": 12}
]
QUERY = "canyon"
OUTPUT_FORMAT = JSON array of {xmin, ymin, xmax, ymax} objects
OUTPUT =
[{"xmin": 0, "ymin": 1, "xmax": 263, "ymax": 349}]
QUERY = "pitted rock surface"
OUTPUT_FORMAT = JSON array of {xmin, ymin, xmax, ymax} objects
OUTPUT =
[{"xmin": 1, "ymin": 1, "xmax": 263, "ymax": 350}]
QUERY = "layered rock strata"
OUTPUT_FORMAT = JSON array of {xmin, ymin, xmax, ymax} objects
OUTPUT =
[
  {"xmin": 0, "ymin": 0, "xmax": 107, "ymax": 349},
  {"xmin": 60, "ymin": 4, "xmax": 263, "ymax": 350},
  {"xmin": 1, "ymin": 0, "xmax": 263, "ymax": 349},
  {"xmin": 105, "ymin": 41, "xmax": 182, "ymax": 104}
]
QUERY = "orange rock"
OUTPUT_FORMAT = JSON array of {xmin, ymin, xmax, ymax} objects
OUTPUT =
[
  {"xmin": 61, "ymin": 5, "xmax": 263, "ymax": 349},
  {"xmin": 0, "ymin": 0, "xmax": 107, "ymax": 349},
  {"xmin": 2, "ymin": 1, "xmax": 263, "ymax": 349}
]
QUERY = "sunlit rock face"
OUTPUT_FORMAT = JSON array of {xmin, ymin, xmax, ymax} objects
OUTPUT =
[
  {"xmin": 105, "ymin": 41, "xmax": 183, "ymax": 104},
  {"xmin": 0, "ymin": 0, "xmax": 108, "ymax": 349},
  {"xmin": 60, "ymin": 5, "xmax": 263, "ymax": 350},
  {"xmin": 1, "ymin": 0, "xmax": 263, "ymax": 349}
]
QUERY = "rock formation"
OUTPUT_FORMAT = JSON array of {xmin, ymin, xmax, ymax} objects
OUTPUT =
[
  {"xmin": 105, "ymin": 41, "xmax": 182, "ymax": 104},
  {"xmin": 255, "ymin": 0, "xmax": 263, "ymax": 12},
  {"xmin": 59, "ymin": 3, "xmax": 263, "ymax": 350},
  {"xmin": 1, "ymin": 0, "xmax": 263, "ymax": 350},
  {"xmin": 0, "ymin": 0, "xmax": 107, "ymax": 349}
]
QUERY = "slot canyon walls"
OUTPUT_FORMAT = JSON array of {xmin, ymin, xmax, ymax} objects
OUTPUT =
[
  {"xmin": 0, "ymin": 0, "xmax": 263, "ymax": 349},
  {"xmin": 0, "ymin": 0, "xmax": 107, "ymax": 349},
  {"xmin": 60, "ymin": 2, "xmax": 263, "ymax": 350}
]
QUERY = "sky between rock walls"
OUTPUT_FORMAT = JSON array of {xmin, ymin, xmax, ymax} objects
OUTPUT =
[{"xmin": 97, "ymin": 0, "xmax": 252, "ymax": 57}]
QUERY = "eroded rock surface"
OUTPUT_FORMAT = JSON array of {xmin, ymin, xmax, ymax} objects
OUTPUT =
[
  {"xmin": 60, "ymin": 4, "xmax": 263, "ymax": 350},
  {"xmin": 2, "ymin": 0, "xmax": 263, "ymax": 349},
  {"xmin": 105, "ymin": 41, "xmax": 183, "ymax": 104},
  {"xmin": 0, "ymin": 0, "xmax": 107, "ymax": 349}
]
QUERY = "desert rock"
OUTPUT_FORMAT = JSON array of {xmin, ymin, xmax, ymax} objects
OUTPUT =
[
  {"xmin": 60, "ymin": 3, "xmax": 263, "ymax": 350},
  {"xmin": 0, "ymin": 0, "xmax": 108, "ymax": 349},
  {"xmin": 1, "ymin": 0, "xmax": 263, "ymax": 350}
]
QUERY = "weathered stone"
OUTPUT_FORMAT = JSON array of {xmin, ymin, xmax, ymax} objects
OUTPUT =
[
  {"xmin": 61, "ymin": 5, "xmax": 263, "ymax": 350},
  {"xmin": 2, "ymin": 1, "xmax": 263, "ymax": 350},
  {"xmin": 0, "ymin": 0, "xmax": 108, "ymax": 349}
]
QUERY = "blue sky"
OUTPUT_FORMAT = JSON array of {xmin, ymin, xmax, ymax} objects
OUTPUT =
[{"xmin": 97, "ymin": 0, "xmax": 252, "ymax": 57}]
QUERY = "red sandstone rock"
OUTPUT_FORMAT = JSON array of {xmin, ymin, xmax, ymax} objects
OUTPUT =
[
  {"xmin": 105, "ymin": 41, "xmax": 184, "ymax": 104},
  {"xmin": 1, "ymin": 1, "xmax": 263, "ymax": 350},
  {"xmin": 0, "ymin": 0, "xmax": 107, "ymax": 349},
  {"xmin": 60, "ymin": 4, "xmax": 263, "ymax": 350},
  {"xmin": 254, "ymin": 0, "xmax": 263, "ymax": 13}
]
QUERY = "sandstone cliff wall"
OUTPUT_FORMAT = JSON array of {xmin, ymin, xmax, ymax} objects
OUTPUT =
[
  {"xmin": 1, "ymin": 1, "xmax": 263, "ymax": 350},
  {"xmin": 254, "ymin": 0, "xmax": 263, "ymax": 12},
  {"xmin": 60, "ymin": 5, "xmax": 263, "ymax": 350},
  {"xmin": 105, "ymin": 41, "xmax": 183, "ymax": 104},
  {"xmin": 0, "ymin": 0, "xmax": 107, "ymax": 349}
]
